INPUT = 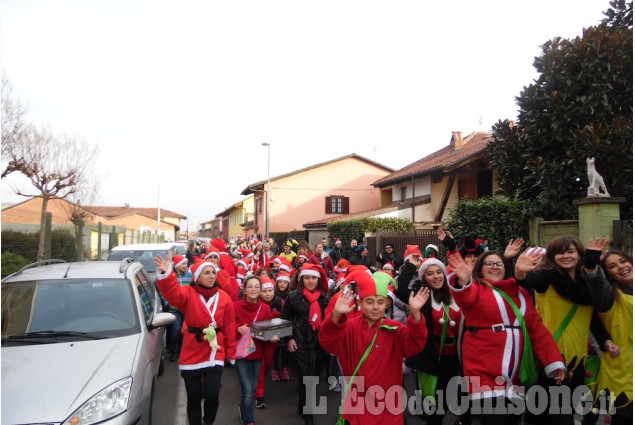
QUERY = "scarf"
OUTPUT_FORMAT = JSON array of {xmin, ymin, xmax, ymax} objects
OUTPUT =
[
  {"xmin": 193, "ymin": 284, "xmax": 219, "ymax": 300},
  {"xmin": 303, "ymin": 288, "xmax": 322, "ymax": 331}
]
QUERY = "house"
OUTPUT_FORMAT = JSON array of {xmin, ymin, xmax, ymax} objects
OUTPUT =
[
  {"xmin": 371, "ymin": 131, "xmax": 496, "ymax": 228},
  {"xmin": 86, "ymin": 204, "xmax": 186, "ymax": 243},
  {"xmin": 215, "ymin": 196, "xmax": 255, "ymax": 241},
  {"xmin": 239, "ymin": 154, "xmax": 393, "ymax": 240},
  {"xmin": 2, "ymin": 198, "xmax": 187, "ymax": 259},
  {"xmin": 198, "ymin": 217, "xmax": 223, "ymax": 240}
]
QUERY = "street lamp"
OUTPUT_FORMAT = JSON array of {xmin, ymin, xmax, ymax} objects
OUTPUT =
[{"xmin": 261, "ymin": 142, "xmax": 271, "ymax": 239}]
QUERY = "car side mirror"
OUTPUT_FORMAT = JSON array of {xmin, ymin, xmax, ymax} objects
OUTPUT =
[{"xmin": 148, "ymin": 312, "xmax": 176, "ymax": 330}]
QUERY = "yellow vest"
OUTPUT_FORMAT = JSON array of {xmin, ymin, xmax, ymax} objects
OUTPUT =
[
  {"xmin": 535, "ymin": 285, "xmax": 593, "ymax": 369},
  {"xmin": 596, "ymin": 288, "xmax": 633, "ymax": 408}
]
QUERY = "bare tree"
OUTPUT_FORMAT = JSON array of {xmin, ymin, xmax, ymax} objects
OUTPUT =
[
  {"xmin": 3, "ymin": 124, "xmax": 98, "ymax": 260},
  {"xmin": 63, "ymin": 180, "xmax": 100, "ymax": 261},
  {"xmin": 1, "ymin": 74, "xmax": 28, "ymax": 178}
]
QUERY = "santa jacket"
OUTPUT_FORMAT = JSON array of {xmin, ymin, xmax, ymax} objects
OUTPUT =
[
  {"xmin": 234, "ymin": 298, "xmax": 273, "ymax": 360},
  {"xmin": 319, "ymin": 313, "xmax": 427, "ymax": 425},
  {"xmin": 450, "ymin": 276, "xmax": 564, "ymax": 400},
  {"xmin": 157, "ymin": 267, "xmax": 236, "ymax": 370}
]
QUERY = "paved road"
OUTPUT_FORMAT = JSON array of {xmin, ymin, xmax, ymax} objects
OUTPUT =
[
  {"xmin": 152, "ymin": 357, "xmax": 346, "ymax": 425},
  {"xmin": 152, "ymin": 358, "xmax": 589, "ymax": 425}
]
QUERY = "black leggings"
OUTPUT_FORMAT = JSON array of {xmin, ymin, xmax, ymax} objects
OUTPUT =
[{"xmin": 181, "ymin": 367, "xmax": 223, "ymax": 425}]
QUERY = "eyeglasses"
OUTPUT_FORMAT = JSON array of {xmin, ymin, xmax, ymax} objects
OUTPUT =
[
  {"xmin": 483, "ymin": 261, "xmax": 504, "ymax": 269},
  {"xmin": 244, "ymin": 286, "xmax": 261, "ymax": 290}
]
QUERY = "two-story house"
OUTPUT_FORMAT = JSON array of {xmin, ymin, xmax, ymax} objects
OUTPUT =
[
  {"xmin": 371, "ymin": 131, "xmax": 496, "ymax": 228},
  {"xmin": 237, "ymin": 154, "xmax": 393, "ymax": 240}
]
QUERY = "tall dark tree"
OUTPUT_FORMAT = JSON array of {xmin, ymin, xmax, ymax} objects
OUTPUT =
[{"xmin": 489, "ymin": 0, "xmax": 633, "ymax": 220}]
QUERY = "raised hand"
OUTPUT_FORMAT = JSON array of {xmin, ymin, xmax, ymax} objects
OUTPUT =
[
  {"xmin": 553, "ymin": 368, "xmax": 566, "ymax": 385},
  {"xmin": 447, "ymin": 253, "xmax": 472, "ymax": 286},
  {"xmin": 154, "ymin": 254, "xmax": 171, "ymax": 274},
  {"xmin": 584, "ymin": 237, "xmax": 610, "ymax": 270},
  {"xmin": 333, "ymin": 291, "xmax": 356, "ymax": 316},
  {"xmin": 408, "ymin": 286, "xmax": 430, "ymax": 311},
  {"xmin": 504, "ymin": 238, "xmax": 525, "ymax": 259}
]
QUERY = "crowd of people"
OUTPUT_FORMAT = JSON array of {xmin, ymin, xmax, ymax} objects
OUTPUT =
[{"xmin": 153, "ymin": 231, "xmax": 632, "ymax": 425}]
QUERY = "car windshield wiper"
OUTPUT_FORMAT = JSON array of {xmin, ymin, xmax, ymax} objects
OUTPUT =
[{"xmin": 5, "ymin": 331, "xmax": 105, "ymax": 340}]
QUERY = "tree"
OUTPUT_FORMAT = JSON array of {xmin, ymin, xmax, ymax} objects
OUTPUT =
[
  {"xmin": 488, "ymin": 0, "xmax": 633, "ymax": 220},
  {"xmin": 1, "ymin": 75, "xmax": 28, "ymax": 177},
  {"xmin": 63, "ymin": 182, "xmax": 100, "ymax": 261},
  {"xmin": 2, "ymin": 124, "xmax": 98, "ymax": 260}
]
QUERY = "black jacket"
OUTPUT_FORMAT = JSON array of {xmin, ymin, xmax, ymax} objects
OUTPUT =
[
  {"xmin": 395, "ymin": 262, "xmax": 441, "ymax": 375},
  {"xmin": 279, "ymin": 289, "xmax": 329, "ymax": 346}
]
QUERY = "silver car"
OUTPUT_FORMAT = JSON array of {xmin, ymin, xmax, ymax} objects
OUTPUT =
[{"xmin": 1, "ymin": 259, "xmax": 175, "ymax": 425}]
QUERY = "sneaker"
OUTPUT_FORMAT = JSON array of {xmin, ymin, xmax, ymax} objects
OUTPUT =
[
  {"xmin": 281, "ymin": 367, "xmax": 290, "ymax": 381},
  {"xmin": 255, "ymin": 397, "xmax": 266, "ymax": 408},
  {"xmin": 271, "ymin": 369, "xmax": 280, "ymax": 381},
  {"xmin": 330, "ymin": 381, "xmax": 342, "ymax": 393}
]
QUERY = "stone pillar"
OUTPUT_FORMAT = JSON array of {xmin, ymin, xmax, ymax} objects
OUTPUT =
[{"xmin": 572, "ymin": 197, "xmax": 625, "ymax": 245}]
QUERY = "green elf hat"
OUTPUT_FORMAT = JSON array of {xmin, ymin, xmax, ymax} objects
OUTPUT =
[{"xmin": 356, "ymin": 270, "xmax": 394, "ymax": 299}]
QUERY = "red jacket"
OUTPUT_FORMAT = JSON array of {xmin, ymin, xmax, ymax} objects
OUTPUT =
[
  {"xmin": 157, "ymin": 268, "xmax": 236, "ymax": 370},
  {"xmin": 234, "ymin": 299, "xmax": 273, "ymax": 360},
  {"xmin": 449, "ymin": 276, "xmax": 565, "ymax": 399},
  {"xmin": 216, "ymin": 268, "xmax": 239, "ymax": 301},
  {"xmin": 319, "ymin": 313, "xmax": 427, "ymax": 425}
]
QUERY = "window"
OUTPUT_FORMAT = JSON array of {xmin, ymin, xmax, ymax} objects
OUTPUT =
[
  {"xmin": 325, "ymin": 196, "xmax": 349, "ymax": 214},
  {"xmin": 400, "ymin": 187, "xmax": 407, "ymax": 202}
]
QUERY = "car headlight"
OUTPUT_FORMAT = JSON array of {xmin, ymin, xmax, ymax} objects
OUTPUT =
[{"xmin": 62, "ymin": 377, "xmax": 132, "ymax": 425}]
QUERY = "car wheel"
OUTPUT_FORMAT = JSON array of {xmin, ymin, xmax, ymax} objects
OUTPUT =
[{"xmin": 158, "ymin": 351, "xmax": 165, "ymax": 377}]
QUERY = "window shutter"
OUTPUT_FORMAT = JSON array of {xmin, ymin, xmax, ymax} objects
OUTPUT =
[
  {"xmin": 342, "ymin": 197, "xmax": 349, "ymax": 214},
  {"xmin": 325, "ymin": 196, "xmax": 332, "ymax": 214}
]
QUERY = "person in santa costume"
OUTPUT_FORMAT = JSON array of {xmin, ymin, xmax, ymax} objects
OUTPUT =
[
  {"xmin": 395, "ymin": 256, "xmax": 465, "ymax": 425},
  {"xmin": 448, "ymin": 251, "xmax": 566, "ymax": 425},
  {"xmin": 254, "ymin": 277, "xmax": 284, "ymax": 408},
  {"xmin": 205, "ymin": 247, "xmax": 239, "ymax": 301},
  {"xmin": 154, "ymin": 255, "xmax": 236, "ymax": 425},
  {"xmin": 279, "ymin": 263, "xmax": 330, "ymax": 425},
  {"xmin": 319, "ymin": 268, "xmax": 430, "ymax": 425},
  {"xmin": 233, "ymin": 275, "xmax": 278, "ymax": 425}
]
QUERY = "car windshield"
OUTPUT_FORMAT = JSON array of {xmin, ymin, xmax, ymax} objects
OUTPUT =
[
  {"xmin": 106, "ymin": 250, "xmax": 170, "ymax": 273},
  {"xmin": 1, "ymin": 278, "xmax": 140, "ymax": 343}
]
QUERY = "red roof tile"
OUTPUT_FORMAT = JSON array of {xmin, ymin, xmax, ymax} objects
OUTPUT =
[{"xmin": 373, "ymin": 131, "xmax": 494, "ymax": 187}]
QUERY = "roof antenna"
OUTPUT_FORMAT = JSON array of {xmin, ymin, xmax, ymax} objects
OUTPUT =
[{"xmin": 63, "ymin": 263, "xmax": 72, "ymax": 278}]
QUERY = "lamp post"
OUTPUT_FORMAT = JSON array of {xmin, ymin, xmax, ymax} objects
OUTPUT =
[{"xmin": 261, "ymin": 142, "xmax": 271, "ymax": 239}]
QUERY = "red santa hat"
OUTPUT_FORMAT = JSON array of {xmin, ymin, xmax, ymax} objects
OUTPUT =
[
  {"xmin": 403, "ymin": 244, "xmax": 422, "ymax": 262},
  {"xmin": 344, "ymin": 270, "xmax": 378, "ymax": 299},
  {"xmin": 279, "ymin": 258, "xmax": 293, "ymax": 272},
  {"xmin": 417, "ymin": 258, "xmax": 448, "ymax": 282},
  {"xmin": 336, "ymin": 258, "xmax": 350, "ymax": 272},
  {"xmin": 243, "ymin": 250, "xmax": 254, "ymax": 259},
  {"xmin": 190, "ymin": 259, "xmax": 215, "ymax": 283},
  {"xmin": 261, "ymin": 277, "xmax": 275, "ymax": 291},
  {"xmin": 173, "ymin": 255, "xmax": 188, "ymax": 269},
  {"xmin": 334, "ymin": 238, "xmax": 342, "ymax": 245},
  {"xmin": 298, "ymin": 252, "xmax": 309, "ymax": 262},
  {"xmin": 276, "ymin": 271, "xmax": 291, "ymax": 283},
  {"xmin": 211, "ymin": 238, "xmax": 228, "ymax": 253},
  {"xmin": 387, "ymin": 284, "xmax": 396, "ymax": 302},
  {"xmin": 346, "ymin": 264, "xmax": 373, "ymax": 276},
  {"xmin": 382, "ymin": 261, "xmax": 395, "ymax": 271},
  {"xmin": 298, "ymin": 263, "xmax": 328, "ymax": 292},
  {"xmin": 204, "ymin": 246, "xmax": 220, "ymax": 260}
]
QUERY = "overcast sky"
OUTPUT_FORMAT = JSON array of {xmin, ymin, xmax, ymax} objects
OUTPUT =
[{"xmin": 0, "ymin": 0, "xmax": 611, "ymax": 231}]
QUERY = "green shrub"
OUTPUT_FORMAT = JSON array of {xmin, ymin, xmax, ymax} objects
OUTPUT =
[
  {"xmin": 328, "ymin": 217, "xmax": 414, "ymax": 246},
  {"xmin": 447, "ymin": 197, "xmax": 532, "ymax": 252},
  {"xmin": 1, "ymin": 251, "xmax": 31, "ymax": 278}
]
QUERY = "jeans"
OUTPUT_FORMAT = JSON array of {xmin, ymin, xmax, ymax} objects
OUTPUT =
[{"xmin": 236, "ymin": 358, "xmax": 262, "ymax": 424}]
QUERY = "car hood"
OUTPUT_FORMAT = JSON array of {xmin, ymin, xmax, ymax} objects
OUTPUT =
[{"xmin": 2, "ymin": 335, "xmax": 140, "ymax": 424}]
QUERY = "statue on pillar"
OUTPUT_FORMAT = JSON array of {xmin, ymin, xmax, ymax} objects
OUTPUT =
[{"xmin": 586, "ymin": 157, "xmax": 610, "ymax": 197}]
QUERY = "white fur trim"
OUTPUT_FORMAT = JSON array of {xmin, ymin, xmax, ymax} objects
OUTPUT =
[{"xmin": 300, "ymin": 269, "xmax": 320, "ymax": 278}]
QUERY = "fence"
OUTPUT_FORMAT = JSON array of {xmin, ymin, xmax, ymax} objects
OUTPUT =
[{"xmin": 365, "ymin": 230, "xmax": 444, "ymax": 264}]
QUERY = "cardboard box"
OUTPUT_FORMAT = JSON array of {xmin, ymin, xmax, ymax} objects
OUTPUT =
[{"xmin": 250, "ymin": 318, "xmax": 293, "ymax": 341}]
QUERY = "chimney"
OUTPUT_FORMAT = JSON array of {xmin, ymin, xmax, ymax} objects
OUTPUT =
[
  {"xmin": 450, "ymin": 131, "xmax": 464, "ymax": 151},
  {"xmin": 125, "ymin": 203, "xmax": 130, "ymax": 209}
]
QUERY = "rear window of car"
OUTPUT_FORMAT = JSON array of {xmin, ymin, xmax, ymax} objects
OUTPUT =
[
  {"xmin": 106, "ymin": 250, "xmax": 171, "ymax": 273},
  {"xmin": 1, "ymin": 279, "xmax": 140, "ymax": 341}
]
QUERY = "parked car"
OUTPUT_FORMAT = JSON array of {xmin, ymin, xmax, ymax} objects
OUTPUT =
[
  {"xmin": 107, "ymin": 243, "xmax": 175, "ymax": 283},
  {"xmin": 1, "ymin": 259, "xmax": 175, "ymax": 425}
]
